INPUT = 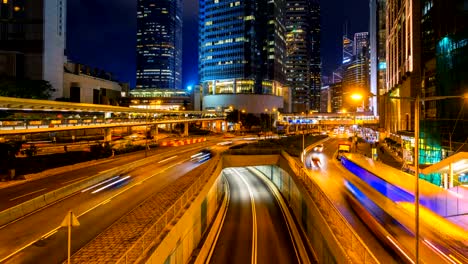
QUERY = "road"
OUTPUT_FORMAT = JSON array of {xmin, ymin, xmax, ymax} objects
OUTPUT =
[
  {"xmin": 208, "ymin": 167, "xmax": 302, "ymax": 264},
  {"xmin": 308, "ymin": 137, "xmax": 458, "ymax": 264},
  {"xmin": 0, "ymin": 139, "xmax": 215, "ymax": 210},
  {"xmin": 305, "ymin": 137, "xmax": 400, "ymax": 263},
  {"xmin": 0, "ymin": 147, "xmax": 212, "ymax": 263}
]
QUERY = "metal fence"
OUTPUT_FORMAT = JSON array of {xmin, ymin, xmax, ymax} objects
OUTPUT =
[
  {"xmin": 115, "ymin": 155, "xmax": 221, "ymax": 264},
  {"xmin": 282, "ymin": 151, "xmax": 379, "ymax": 264}
]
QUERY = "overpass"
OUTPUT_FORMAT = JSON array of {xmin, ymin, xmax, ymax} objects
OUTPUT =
[{"xmin": 0, "ymin": 96, "xmax": 226, "ymax": 139}]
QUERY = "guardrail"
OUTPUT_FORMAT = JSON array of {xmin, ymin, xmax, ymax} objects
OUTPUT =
[
  {"xmin": 282, "ymin": 150, "xmax": 379, "ymax": 264},
  {"xmin": 0, "ymin": 151, "xmax": 174, "ymax": 227},
  {"xmin": 0, "ymin": 117, "xmax": 224, "ymax": 132},
  {"xmin": 115, "ymin": 154, "xmax": 222, "ymax": 264}
]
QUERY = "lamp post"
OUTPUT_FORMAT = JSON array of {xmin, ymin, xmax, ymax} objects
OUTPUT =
[
  {"xmin": 351, "ymin": 92, "xmax": 467, "ymax": 263},
  {"xmin": 145, "ymin": 112, "xmax": 149, "ymax": 158}
]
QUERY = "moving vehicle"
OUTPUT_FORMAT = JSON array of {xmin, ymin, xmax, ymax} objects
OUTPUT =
[
  {"xmin": 341, "ymin": 155, "xmax": 468, "ymax": 264},
  {"xmin": 336, "ymin": 142, "xmax": 351, "ymax": 160},
  {"xmin": 313, "ymin": 144, "xmax": 324, "ymax": 152},
  {"xmin": 191, "ymin": 149, "xmax": 212, "ymax": 163}
]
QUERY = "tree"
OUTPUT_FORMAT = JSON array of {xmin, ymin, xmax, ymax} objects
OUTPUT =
[
  {"xmin": 0, "ymin": 75, "xmax": 54, "ymax": 99},
  {"xmin": 242, "ymin": 113, "xmax": 260, "ymax": 130}
]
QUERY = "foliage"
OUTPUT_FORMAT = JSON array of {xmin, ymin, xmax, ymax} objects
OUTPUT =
[
  {"xmin": 242, "ymin": 113, "xmax": 260, "ymax": 130},
  {"xmin": 0, "ymin": 75, "xmax": 54, "ymax": 99},
  {"xmin": 90, "ymin": 142, "xmax": 112, "ymax": 159}
]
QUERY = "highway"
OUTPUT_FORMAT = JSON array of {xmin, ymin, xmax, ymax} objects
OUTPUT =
[
  {"xmin": 208, "ymin": 167, "xmax": 303, "ymax": 264},
  {"xmin": 305, "ymin": 136, "xmax": 400, "ymax": 263},
  {"xmin": 0, "ymin": 140, "xmax": 215, "ymax": 210},
  {"xmin": 0, "ymin": 142, "xmax": 227, "ymax": 263},
  {"xmin": 308, "ymin": 136, "xmax": 459, "ymax": 264}
]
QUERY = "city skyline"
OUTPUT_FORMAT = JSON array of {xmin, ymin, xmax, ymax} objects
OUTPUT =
[{"xmin": 66, "ymin": 0, "xmax": 369, "ymax": 89}]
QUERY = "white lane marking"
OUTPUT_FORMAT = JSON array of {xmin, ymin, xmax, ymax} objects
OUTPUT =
[
  {"xmin": 42, "ymin": 230, "xmax": 57, "ymax": 239},
  {"xmin": 61, "ymin": 176, "xmax": 89, "ymax": 185},
  {"xmin": 100, "ymin": 199, "xmax": 111, "ymax": 205},
  {"xmin": 248, "ymin": 167, "xmax": 302, "ymax": 263},
  {"xmin": 0, "ymin": 155, "xmax": 191, "ymax": 262},
  {"xmin": 91, "ymin": 176, "xmax": 131, "ymax": 194},
  {"xmin": 158, "ymin": 155, "xmax": 178, "ymax": 163},
  {"xmin": 231, "ymin": 168, "xmax": 257, "ymax": 264},
  {"xmin": 206, "ymin": 174, "xmax": 231, "ymax": 262},
  {"xmin": 9, "ymin": 188, "xmax": 47, "ymax": 201},
  {"xmin": 81, "ymin": 176, "xmax": 121, "ymax": 193}
]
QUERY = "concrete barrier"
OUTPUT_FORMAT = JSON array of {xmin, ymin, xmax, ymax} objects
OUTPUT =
[{"xmin": 0, "ymin": 153, "xmax": 166, "ymax": 227}]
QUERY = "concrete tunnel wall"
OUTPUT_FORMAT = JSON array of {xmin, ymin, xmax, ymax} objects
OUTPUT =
[{"xmin": 146, "ymin": 154, "xmax": 351, "ymax": 264}]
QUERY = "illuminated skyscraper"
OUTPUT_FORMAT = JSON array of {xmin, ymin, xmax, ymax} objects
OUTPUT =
[
  {"xmin": 285, "ymin": 0, "xmax": 321, "ymax": 113},
  {"xmin": 353, "ymin": 32, "xmax": 369, "ymax": 58},
  {"xmin": 342, "ymin": 36, "xmax": 353, "ymax": 64},
  {"xmin": 199, "ymin": 0, "xmax": 286, "ymax": 113},
  {"xmin": 136, "ymin": 0, "xmax": 182, "ymax": 90},
  {"xmin": 370, "ymin": 0, "xmax": 386, "ymax": 117}
]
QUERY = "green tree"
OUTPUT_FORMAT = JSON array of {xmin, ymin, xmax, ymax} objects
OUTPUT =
[
  {"xmin": 0, "ymin": 75, "xmax": 54, "ymax": 99},
  {"xmin": 242, "ymin": 113, "xmax": 260, "ymax": 130}
]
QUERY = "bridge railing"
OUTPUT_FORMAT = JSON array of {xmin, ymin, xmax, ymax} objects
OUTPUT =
[
  {"xmin": 115, "ymin": 154, "xmax": 221, "ymax": 264},
  {"xmin": 282, "ymin": 151, "xmax": 379, "ymax": 264}
]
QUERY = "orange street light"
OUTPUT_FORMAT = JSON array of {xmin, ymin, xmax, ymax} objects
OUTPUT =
[{"xmin": 351, "ymin": 93, "xmax": 363, "ymax": 101}]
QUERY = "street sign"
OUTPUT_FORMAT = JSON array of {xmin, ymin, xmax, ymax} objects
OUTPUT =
[{"xmin": 61, "ymin": 211, "xmax": 80, "ymax": 227}]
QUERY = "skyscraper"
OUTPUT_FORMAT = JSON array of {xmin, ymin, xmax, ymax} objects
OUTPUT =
[
  {"xmin": 199, "ymin": 0, "xmax": 287, "ymax": 114},
  {"xmin": 285, "ymin": 0, "xmax": 322, "ymax": 113},
  {"xmin": 353, "ymin": 32, "xmax": 369, "ymax": 58},
  {"xmin": 369, "ymin": 0, "xmax": 386, "ymax": 117},
  {"xmin": 136, "ymin": 0, "xmax": 182, "ymax": 90},
  {"xmin": 342, "ymin": 36, "xmax": 353, "ymax": 64},
  {"xmin": 0, "ymin": 0, "xmax": 66, "ymax": 99}
]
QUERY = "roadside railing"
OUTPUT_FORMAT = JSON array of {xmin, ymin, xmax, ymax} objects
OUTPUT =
[
  {"xmin": 282, "ymin": 150, "xmax": 379, "ymax": 264},
  {"xmin": 115, "ymin": 154, "xmax": 221, "ymax": 264}
]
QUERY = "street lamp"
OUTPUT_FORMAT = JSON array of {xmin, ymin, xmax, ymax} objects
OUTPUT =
[{"xmin": 351, "ymin": 92, "xmax": 468, "ymax": 263}]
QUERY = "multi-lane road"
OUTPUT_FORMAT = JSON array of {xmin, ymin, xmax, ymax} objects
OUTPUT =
[
  {"xmin": 208, "ymin": 167, "xmax": 305, "ymax": 264},
  {"xmin": 0, "ymin": 140, "xmax": 225, "ymax": 263}
]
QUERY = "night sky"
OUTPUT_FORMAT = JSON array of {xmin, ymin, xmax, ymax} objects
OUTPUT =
[{"xmin": 66, "ymin": 0, "xmax": 368, "ymax": 89}]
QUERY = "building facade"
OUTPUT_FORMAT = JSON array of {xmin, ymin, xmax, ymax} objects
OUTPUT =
[
  {"xmin": 285, "ymin": 0, "xmax": 321, "ymax": 113},
  {"xmin": 0, "ymin": 0, "xmax": 66, "ymax": 99},
  {"xmin": 353, "ymin": 32, "xmax": 369, "ymax": 58},
  {"xmin": 385, "ymin": 0, "xmax": 421, "ymax": 133},
  {"xmin": 62, "ymin": 62, "xmax": 124, "ymax": 105},
  {"xmin": 136, "ymin": 0, "xmax": 182, "ymax": 90},
  {"xmin": 342, "ymin": 56, "xmax": 370, "ymax": 111},
  {"xmin": 198, "ymin": 0, "xmax": 287, "ymax": 114},
  {"xmin": 370, "ymin": 0, "xmax": 386, "ymax": 118}
]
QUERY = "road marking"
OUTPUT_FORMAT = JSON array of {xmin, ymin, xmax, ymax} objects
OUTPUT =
[
  {"xmin": 42, "ymin": 230, "xmax": 57, "ymax": 239},
  {"xmin": 206, "ymin": 175, "xmax": 230, "ymax": 262},
  {"xmin": 9, "ymin": 188, "xmax": 47, "ymax": 201},
  {"xmin": 232, "ymin": 168, "xmax": 257, "ymax": 264},
  {"xmin": 61, "ymin": 176, "xmax": 88, "ymax": 185},
  {"xmin": 0, "ymin": 152, "xmax": 195, "ymax": 262},
  {"xmin": 100, "ymin": 199, "xmax": 111, "ymax": 205},
  {"xmin": 158, "ymin": 155, "xmax": 178, "ymax": 163}
]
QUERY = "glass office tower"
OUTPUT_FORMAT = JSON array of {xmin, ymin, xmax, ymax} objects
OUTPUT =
[
  {"xmin": 136, "ymin": 0, "xmax": 182, "ymax": 90},
  {"xmin": 285, "ymin": 0, "xmax": 322, "ymax": 113},
  {"xmin": 199, "ymin": 0, "xmax": 287, "ymax": 113}
]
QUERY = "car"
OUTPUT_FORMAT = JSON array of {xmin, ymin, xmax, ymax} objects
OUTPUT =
[
  {"xmin": 310, "ymin": 156, "xmax": 321, "ymax": 168},
  {"xmin": 313, "ymin": 144, "xmax": 324, "ymax": 152},
  {"xmin": 191, "ymin": 149, "xmax": 212, "ymax": 162}
]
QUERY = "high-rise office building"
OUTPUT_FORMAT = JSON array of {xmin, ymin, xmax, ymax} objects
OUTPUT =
[
  {"xmin": 370, "ymin": 0, "xmax": 386, "ymax": 117},
  {"xmin": 285, "ymin": 0, "xmax": 321, "ymax": 113},
  {"xmin": 0, "ymin": 0, "xmax": 66, "ymax": 99},
  {"xmin": 385, "ymin": 0, "xmax": 421, "ymax": 133},
  {"xmin": 353, "ymin": 32, "xmax": 369, "ymax": 58},
  {"xmin": 199, "ymin": 0, "xmax": 287, "ymax": 114},
  {"xmin": 136, "ymin": 0, "xmax": 182, "ymax": 90},
  {"xmin": 342, "ymin": 36, "xmax": 353, "ymax": 64}
]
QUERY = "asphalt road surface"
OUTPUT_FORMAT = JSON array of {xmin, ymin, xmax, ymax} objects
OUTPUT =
[
  {"xmin": 208, "ymin": 167, "xmax": 301, "ymax": 264},
  {"xmin": 0, "ymin": 149, "xmax": 212, "ymax": 263}
]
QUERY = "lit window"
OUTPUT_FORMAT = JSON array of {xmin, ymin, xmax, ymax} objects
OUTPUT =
[
  {"xmin": 14, "ymin": 6, "xmax": 21, "ymax": 11},
  {"xmin": 3, "ymin": 0, "xmax": 8, "ymax": 4}
]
